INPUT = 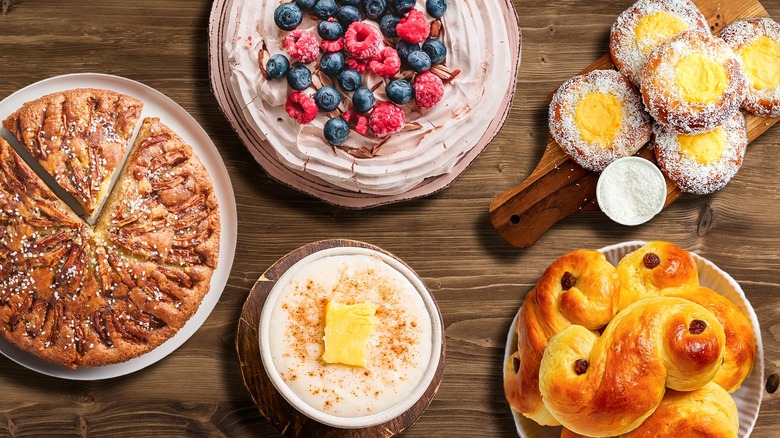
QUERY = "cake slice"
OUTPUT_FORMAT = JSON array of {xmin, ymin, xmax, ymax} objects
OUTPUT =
[
  {"xmin": 96, "ymin": 117, "xmax": 220, "ymax": 270},
  {"xmin": 3, "ymin": 88, "xmax": 143, "ymax": 219}
]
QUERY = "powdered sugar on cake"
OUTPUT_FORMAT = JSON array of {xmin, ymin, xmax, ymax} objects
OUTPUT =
[
  {"xmin": 610, "ymin": 0, "xmax": 709, "ymax": 85},
  {"xmin": 224, "ymin": 0, "xmax": 514, "ymax": 195},
  {"xmin": 550, "ymin": 69, "xmax": 651, "ymax": 172},
  {"xmin": 720, "ymin": 18, "xmax": 780, "ymax": 117},
  {"xmin": 653, "ymin": 112, "xmax": 747, "ymax": 194}
]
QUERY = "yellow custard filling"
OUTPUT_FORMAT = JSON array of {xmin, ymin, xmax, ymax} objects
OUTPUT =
[
  {"xmin": 678, "ymin": 127, "xmax": 725, "ymax": 164},
  {"xmin": 674, "ymin": 53, "xmax": 728, "ymax": 103},
  {"xmin": 635, "ymin": 12, "xmax": 689, "ymax": 54},
  {"xmin": 740, "ymin": 36, "xmax": 780, "ymax": 90},
  {"xmin": 321, "ymin": 301, "xmax": 377, "ymax": 367},
  {"xmin": 575, "ymin": 92, "xmax": 623, "ymax": 147}
]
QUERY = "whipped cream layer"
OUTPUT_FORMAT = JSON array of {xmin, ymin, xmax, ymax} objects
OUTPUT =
[{"xmin": 225, "ymin": 0, "xmax": 514, "ymax": 195}]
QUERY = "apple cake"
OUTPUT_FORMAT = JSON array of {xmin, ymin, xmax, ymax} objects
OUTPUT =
[
  {"xmin": 0, "ymin": 92, "xmax": 220, "ymax": 369},
  {"xmin": 3, "ymin": 89, "xmax": 143, "ymax": 219}
]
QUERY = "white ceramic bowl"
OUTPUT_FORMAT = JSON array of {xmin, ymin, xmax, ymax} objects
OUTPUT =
[
  {"xmin": 596, "ymin": 157, "xmax": 667, "ymax": 226},
  {"xmin": 259, "ymin": 246, "xmax": 443, "ymax": 429},
  {"xmin": 504, "ymin": 240, "xmax": 765, "ymax": 437}
]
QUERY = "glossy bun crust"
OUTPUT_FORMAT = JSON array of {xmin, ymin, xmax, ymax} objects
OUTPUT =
[
  {"xmin": 616, "ymin": 241, "xmax": 699, "ymax": 309},
  {"xmin": 721, "ymin": 17, "xmax": 780, "ymax": 117},
  {"xmin": 0, "ymin": 112, "xmax": 219, "ymax": 369},
  {"xmin": 539, "ymin": 297, "xmax": 726, "ymax": 437},
  {"xmin": 504, "ymin": 250, "xmax": 620, "ymax": 425},
  {"xmin": 560, "ymin": 381, "xmax": 739, "ymax": 438},
  {"xmin": 641, "ymin": 31, "xmax": 747, "ymax": 134}
]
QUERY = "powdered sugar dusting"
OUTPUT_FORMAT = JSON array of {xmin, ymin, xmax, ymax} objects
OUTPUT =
[
  {"xmin": 550, "ymin": 69, "xmax": 652, "ymax": 172},
  {"xmin": 610, "ymin": 0, "xmax": 709, "ymax": 85},
  {"xmin": 641, "ymin": 30, "xmax": 748, "ymax": 134},
  {"xmin": 653, "ymin": 111, "xmax": 747, "ymax": 194},
  {"xmin": 720, "ymin": 17, "xmax": 780, "ymax": 117}
]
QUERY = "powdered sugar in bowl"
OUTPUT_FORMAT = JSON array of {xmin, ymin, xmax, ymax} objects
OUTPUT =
[{"xmin": 596, "ymin": 156, "xmax": 667, "ymax": 226}]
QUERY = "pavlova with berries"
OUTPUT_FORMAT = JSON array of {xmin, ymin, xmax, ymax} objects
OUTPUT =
[{"xmin": 226, "ymin": 0, "xmax": 516, "ymax": 195}]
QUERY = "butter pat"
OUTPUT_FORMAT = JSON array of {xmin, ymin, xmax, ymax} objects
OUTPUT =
[{"xmin": 322, "ymin": 301, "xmax": 377, "ymax": 367}]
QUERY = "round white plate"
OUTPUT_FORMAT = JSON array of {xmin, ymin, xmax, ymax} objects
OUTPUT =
[
  {"xmin": 0, "ymin": 73, "xmax": 238, "ymax": 380},
  {"xmin": 504, "ymin": 240, "xmax": 765, "ymax": 437}
]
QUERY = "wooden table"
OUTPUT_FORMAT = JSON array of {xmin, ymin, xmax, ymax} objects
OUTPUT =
[{"xmin": 0, "ymin": 0, "xmax": 777, "ymax": 436}]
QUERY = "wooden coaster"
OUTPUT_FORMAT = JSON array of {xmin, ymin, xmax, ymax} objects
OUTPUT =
[
  {"xmin": 236, "ymin": 239, "xmax": 446, "ymax": 437},
  {"xmin": 490, "ymin": 0, "xmax": 780, "ymax": 248},
  {"xmin": 208, "ymin": 0, "xmax": 521, "ymax": 209}
]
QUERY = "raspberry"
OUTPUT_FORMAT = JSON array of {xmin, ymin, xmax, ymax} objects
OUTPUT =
[
  {"xmin": 397, "ymin": 9, "xmax": 431, "ymax": 44},
  {"xmin": 342, "ymin": 109, "xmax": 369, "ymax": 135},
  {"xmin": 285, "ymin": 92, "xmax": 318, "ymax": 124},
  {"xmin": 369, "ymin": 101, "xmax": 406, "ymax": 137},
  {"xmin": 321, "ymin": 38, "xmax": 345, "ymax": 53},
  {"xmin": 346, "ymin": 57, "xmax": 370, "ymax": 73},
  {"xmin": 369, "ymin": 47, "xmax": 401, "ymax": 77},
  {"xmin": 414, "ymin": 71, "xmax": 444, "ymax": 109},
  {"xmin": 284, "ymin": 30, "xmax": 320, "ymax": 64},
  {"xmin": 355, "ymin": 115, "xmax": 369, "ymax": 135},
  {"xmin": 344, "ymin": 22, "xmax": 381, "ymax": 60}
]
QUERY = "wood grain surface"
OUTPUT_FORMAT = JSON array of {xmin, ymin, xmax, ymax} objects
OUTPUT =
[{"xmin": 0, "ymin": 0, "xmax": 777, "ymax": 437}]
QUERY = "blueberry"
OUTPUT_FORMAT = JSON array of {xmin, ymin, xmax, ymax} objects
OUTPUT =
[
  {"xmin": 385, "ymin": 79, "xmax": 414, "ymax": 105},
  {"xmin": 324, "ymin": 117, "xmax": 350, "ymax": 145},
  {"xmin": 287, "ymin": 65, "xmax": 312, "ymax": 90},
  {"xmin": 336, "ymin": 5, "xmax": 362, "ymax": 28},
  {"xmin": 422, "ymin": 38, "xmax": 447, "ymax": 64},
  {"xmin": 379, "ymin": 14, "xmax": 402, "ymax": 38},
  {"xmin": 362, "ymin": 0, "xmax": 387, "ymax": 20},
  {"xmin": 315, "ymin": 86, "xmax": 342, "ymax": 112},
  {"xmin": 341, "ymin": 0, "xmax": 361, "ymax": 6},
  {"xmin": 318, "ymin": 20, "xmax": 343, "ymax": 40},
  {"xmin": 426, "ymin": 0, "xmax": 447, "ymax": 18},
  {"xmin": 314, "ymin": 0, "xmax": 338, "ymax": 19},
  {"xmin": 338, "ymin": 69, "xmax": 362, "ymax": 91},
  {"xmin": 352, "ymin": 87, "xmax": 375, "ymax": 113},
  {"xmin": 295, "ymin": 0, "xmax": 316, "ymax": 10},
  {"xmin": 320, "ymin": 51, "xmax": 346, "ymax": 76},
  {"xmin": 407, "ymin": 50, "xmax": 431, "ymax": 72},
  {"xmin": 395, "ymin": 40, "xmax": 421, "ymax": 64},
  {"xmin": 390, "ymin": 0, "xmax": 415, "ymax": 14},
  {"xmin": 274, "ymin": 4, "xmax": 303, "ymax": 31},
  {"xmin": 266, "ymin": 54, "xmax": 290, "ymax": 79}
]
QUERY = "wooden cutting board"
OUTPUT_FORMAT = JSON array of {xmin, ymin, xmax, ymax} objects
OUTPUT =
[{"xmin": 489, "ymin": 0, "xmax": 779, "ymax": 248}]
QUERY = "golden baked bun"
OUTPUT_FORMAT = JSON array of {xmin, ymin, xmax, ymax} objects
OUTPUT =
[
  {"xmin": 560, "ymin": 382, "xmax": 738, "ymax": 438},
  {"xmin": 641, "ymin": 31, "xmax": 747, "ymax": 134},
  {"xmin": 610, "ymin": 0, "xmax": 710, "ymax": 85},
  {"xmin": 549, "ymin": 69, "xmax": 652, "ymax": 172},
  {"xmin": 539, "ymin": 297, "xmax": 726, "ymax": 437},
  {"xmin": 660, "ymin": 285, "xmax": 756, "ymax": 392},
  {"xmin": 504, "ymin": 250, "xmax": 620, "ymax": 426},
  {"xmin": 720, "ymin": 17, "xmax": 780, "ymax": 117},
  {"xmin": 653, "ymin": 111, "xmax": 748, "ymax": 195},
  {"xmin": 616, "ymin": 241, "xmax": 698, "ymax": 310}
]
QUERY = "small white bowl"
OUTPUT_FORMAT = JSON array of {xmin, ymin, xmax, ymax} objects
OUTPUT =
[
  {"xmin": 258, "ymin": 245, "xmax": 443, "ymax": 429},
  {"xmin": 596, "ymin": 156, "xmax": 667, "ymax": 226}
]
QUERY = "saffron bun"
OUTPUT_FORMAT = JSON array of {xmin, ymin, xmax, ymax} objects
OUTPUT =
[
  {"xmin": 720, "ymin": 17, "xmax": 780, "ymax": 117},
  {"xmin": 641, "ymin": 30, "xmax": 747, "ymax": 134},
  {"xmin": 559, "ymin": 382, "xmax": 739, "ymax": 438},
  {"xmin": 549, "ymin": 69, "xmax": 652, "ymax": 172},
  {"xmin": 504, "ymin": 250, "xmax": 620, "ymax": 426},
  {"xmin": 653, "ymin": 111, "xmax": 748, "ymax": 195},
  {"xmin": 538, "ymin": 297, "xmax": 726, "ymax": 437},
  {"xmin": 610, "ymin": 0, "xmax": 710, "ymax": 86}
]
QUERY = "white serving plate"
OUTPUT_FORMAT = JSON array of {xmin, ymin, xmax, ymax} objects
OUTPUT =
[
  {"xmin": 504, "ymin": 240, "xmax": 765, "ymax": 437},
  {"xmin": 0, "ymin": 73, "xmax": 238, "ymax": 380}
]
